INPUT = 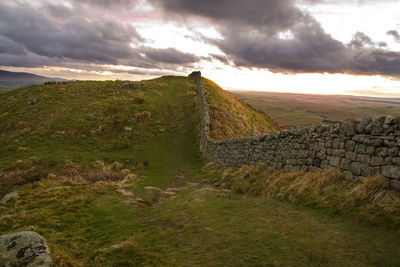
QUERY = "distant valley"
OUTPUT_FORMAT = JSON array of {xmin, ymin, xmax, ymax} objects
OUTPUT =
[
  {"xmin": 0, "ymin": 69, "xmax": 66, "ymax": 89},
  {"xmin": 231, "ymin": 90, "xmax": 400, "ymax": 129}
]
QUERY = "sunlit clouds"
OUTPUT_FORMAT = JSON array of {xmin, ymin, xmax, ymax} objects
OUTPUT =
[{"xmin": 0, "ymin": 0, "xmax": 399, "ymax": 97}]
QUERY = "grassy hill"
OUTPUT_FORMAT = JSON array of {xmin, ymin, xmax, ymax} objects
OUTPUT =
[
  {"xmin": 1, "ymin": 76, "xmax": 400, "ymax": 266},
  {"xmin": 0, "ymin": 69, "xmax": 66, "ymax": 89},
  {"xmin": 203, "ymin": 78, "xmax": 279, "ymax": 139}
]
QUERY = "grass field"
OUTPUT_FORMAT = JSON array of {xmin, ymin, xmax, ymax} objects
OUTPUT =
[
  {"xmin": 1, "ymin": 76, "xmax": 400, "ymax": 266},
  {"xmin": 231, "ymin": 91, "xmax": 400, "ymax": 128}
]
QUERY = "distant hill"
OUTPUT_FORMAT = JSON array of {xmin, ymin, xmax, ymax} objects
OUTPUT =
[
  {"xmin": 0, "ymin": 69, "xmax": 66, "ymax": 89},
  {"xmin": 231, "ymin": 90, "xmax": 400, "ymax": 128}
]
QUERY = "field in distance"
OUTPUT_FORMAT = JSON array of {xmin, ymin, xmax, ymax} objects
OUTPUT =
[{"xmin": 230, "ymin": 91, "xmax": 400, "ymax": 129}]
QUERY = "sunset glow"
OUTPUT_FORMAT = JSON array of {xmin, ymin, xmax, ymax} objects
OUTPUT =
[{"xmin": 0, "ymin": 0, "xmax": 399, "ymax": 97}]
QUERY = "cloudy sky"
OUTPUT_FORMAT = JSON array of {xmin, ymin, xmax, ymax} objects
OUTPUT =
[{"xmin": 1, "ymin": 0, "xmax": 400, "ymax": 97}]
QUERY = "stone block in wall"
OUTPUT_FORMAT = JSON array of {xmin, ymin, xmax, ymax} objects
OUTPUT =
[
  {"xmin": 388, "ymin": 147, "xmax": 399, "ymax": 157},
  {"xmin": 356, "ymin": 144, "xmax": 367, "ymax": 154},
  {"xmin": 364, "ymin": 166, "xmax": 381, "ymax": 177},
  {"xmin": 332, "ymin": 149, "xmax": 346, "ymax": 157},
  {"xmin": 316, "ymin": 151, "xmax": 326, "ymax": 160},
  {"xmin": 357, "ymin": 154, "xmax": 370, "ymax": 164},
  {"xmin": 385, "ymin": 157, "xmax": 394, "ymax": 165},
  {"xmin": 351, "ymin": 162, "xmax": 362, "ymax": 176},
  {"xmin": 310, "ymin": 143, "xmax": 318, "ymax": 151},
  {"xmin": 360, "ymin": 165, "xmax": 374, "ymax": 177},
  {"xmin": 345, "ymin": 140, "xmax": 356, "ymax": 151},
  {"xmin": 341, "ymin": 158, "xmax": 352, "ymax": 170},
  {"xmin": 370, "ymin": 157, "xmax": 385, "ymax": 166},
  {"xmin": 301, "ymin": 143, "xmax": 310, "ymax": 150},
  {"xmin": 331, "ymin": 124, "xmax": 340, "ymax": 134},
  {"xmin": 366, "ymin": 146, "xmax": 375, "ymax": 155},
  {"xmin": 359, "ymin": 163, "xmax": 369, "ymax": 177},
  {"xmin": 345, "ymin": 151, "xmax": 357, "ymax": 161},
  {"xmin": 333, "ymin": 138, "xmax": 340, "ymax": 149},
  {"xmin": 375, "ymin": 147, "xmax": 388, "ymax": 157},
  {"xmin": 340, "ymin": 141, "xmax": 345, "ymax": 149},
  {"xmin": 343, "ymin": 171, "xmax": 354, "ymax": 180},
  {"xmin": 392, "ymin": 157, "xmax": 400, "ymax": 166},
  {"xmin": 384, "ymin": 126, "xmax": 395, "ymax": 135},
  {"xmin": 286, "ymin": 159, "xmax": 297, "ymax": 165},
  {"xmin": 299, "ymin": 150, "xmax": 308, "ymax": 158},
  {"xmin": 356, "ymin": 116, "xmax": 372, "ymax": 134},
  {"xmin": 326, "ymin": 148, "xmax": 333, "ymax": 156},
  {"xmin": 353, "ymin": 134, "xmax": 366, "ymax": 143},
  {"xmin": 365, "ymin": 138, "xmax": 383, "ymax": 147},
  {"xmin": 325, "ymin": 139, "xmax": 333, "ymax": 148},
  {"xmin": 329, "ymin": 156, "xmax": 341, "ymax": 167},
  {"xmin": 382, "ymin": 165, "xmax": 400, "ymax": 179},
  {"xmin": 384, "ymin": 139, "xmax": 396, "ymax": 147},
  {"xmin": 320, "ymin": 160, "xmax": 329, "ymax": 168},
  {"xmin": 297, "ymin": 159, "xmax": 306, "ymax": 165},
  {"xmin": 370, "ymin": 117, "xmax": 386, "ymax": 135}
]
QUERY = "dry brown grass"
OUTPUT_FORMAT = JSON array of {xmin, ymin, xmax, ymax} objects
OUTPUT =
[
  {"xmin": 56, "ymin": 161, "xmax": 123, "ymax": 184},
  {"xmin": 0, "ymin": 159, "xmax": 46, "ymax": 197},
  {"xmin": 0, "ymin": 159, "xmax": 128, "ymax": 198},
  {"xmin": 132, "ymin": 96, "xmax": 145, "ymax": 104},
  {"xmin": 135, "ymin": 111, "xmax": 151, "ymax": 122},
  {"xmin": 205, "ymin": 164, "xmax": 400, "ymax": 226}
]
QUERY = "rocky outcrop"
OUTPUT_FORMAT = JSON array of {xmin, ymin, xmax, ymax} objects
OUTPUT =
[
  {"xmin": 190, "ymin": 71, "xmax": 400, "ymax": 189},
  {"xmin": 0, "ymin": 231, "xmax": 53, "ymax": 267}
]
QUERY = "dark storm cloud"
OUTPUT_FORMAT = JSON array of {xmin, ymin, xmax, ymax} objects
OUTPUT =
[
  {"xmin": 1, "ymin": 0, "xmax": 399, "ymax": 78},
  {"xmin": 348, "ymin": 32, "xmax": 387, "ymax": 48},
  {"xmin": 139, "ymin": 47, "xmax": 199, "ymax": 64},
  {"xmin": 387, "ymin": 30, "xmax": 400, "ymax": 42},
  {"xmin": 150, "ymin": 0, "xmax": 304, "ymax": 30},
  {"xmin": 209, "ymin": 54, "xmax": 230, "ymax": 65},
  {"xmin": 0, "ymin": 3, "xmax": 142, "ymax": 64},
  {"xmin": 152, "ymin": 0, "xmax": 400, "ymax": 77},
  {"xmin": 72, "ymin": 0, "xmax": 139, "ymax": 9},
  {"xmin": 0, "ymin": 36, "xmax": 26, "ymax": 55},
  {"xmin": 0, "ymin": 52, "xmax": 61, "ymax": 68},
  {"xmin": 298, "ymin": 0, "xmax": 399, "ymax": 5},
  {"xmin": 0, "ymin": 1, "xmax": 199, "ymax": 72},
  {"xmin": 349, "ymin": 32, "xmax": 374, "ymax": 48}
]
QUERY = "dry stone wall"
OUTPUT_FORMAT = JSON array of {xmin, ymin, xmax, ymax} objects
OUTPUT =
[{"xmin": 189, "ymin": 71, "xmax": 400, "ymax": 189}]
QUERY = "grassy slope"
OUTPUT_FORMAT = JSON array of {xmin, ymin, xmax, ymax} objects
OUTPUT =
[
  {"xmin": 202, "ymin": 78, "xmax": 280, "ymax": 139},
  {"xmin": 1, "ymin": 76, "xmax": 400, "ymax": 266}
]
